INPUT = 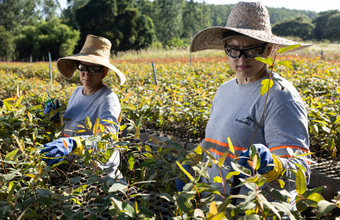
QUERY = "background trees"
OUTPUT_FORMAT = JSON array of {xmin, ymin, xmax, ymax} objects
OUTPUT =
[{"xmin": 0, "ymin": 0, "xmax": 339, "ymax": 61}]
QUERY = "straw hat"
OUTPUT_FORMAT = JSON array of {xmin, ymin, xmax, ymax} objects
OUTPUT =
[
  {"xmin": 190, "ymin": 1, "xmax": 312, "ymax": 53},
  {"xmin": 57, "ymin": 34, "xmax": 126, "ymax": 85}
]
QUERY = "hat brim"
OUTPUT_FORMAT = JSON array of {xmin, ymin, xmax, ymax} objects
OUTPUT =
[
  {"xmin": 190, "ymin": 26, "xmax": 312, "ymax": 54},
  {"xmin": 57, "ymin": 53, "xmax": 126, "ymax": 85}
]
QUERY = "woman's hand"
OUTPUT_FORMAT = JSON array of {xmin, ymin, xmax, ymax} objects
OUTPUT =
[{"xmin": 40, "ymin": 138, "xmax": 77, "ymax": 166}]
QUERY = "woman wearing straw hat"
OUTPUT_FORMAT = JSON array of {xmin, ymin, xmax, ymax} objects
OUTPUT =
[
  {"xmin": 40, "ymin": 34, "xmax": 126, "ymax": 179},
  {"xmin": 179, "ymin": 0, "xmax": 311, "ymax": 214}
]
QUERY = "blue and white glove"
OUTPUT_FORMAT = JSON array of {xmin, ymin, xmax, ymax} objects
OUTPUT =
[
  {"xmin": 40, "ymin": 138, "xmax": 79, "ymax": 166},
  {"xmin": 175, "ymin": 164, "xmax": 193, "ymax": 192},
  {"xmin": 238, "ymin": 144, "xmax": 274, "ymax": 174},
  {"xmin": 44, "ymin": 98, "xmax": 60, "ymax": 122}
]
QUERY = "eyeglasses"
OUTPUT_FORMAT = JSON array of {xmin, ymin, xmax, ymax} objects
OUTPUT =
[
  {"xmin": 77, "ymin": 62, "xmax": 104, "ymax": 75},
  {"xmin": 224, "ymin": 43, "xmax": 268, "ymax": 59}
]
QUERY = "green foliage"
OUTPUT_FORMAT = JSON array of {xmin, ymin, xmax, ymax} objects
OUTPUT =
[
  {"xmin": 75, "ymin": 0, "xmax": 155, "ymax": 53},
  {"xmin": 14, "ymin": 18, "xmax": 80, "ymax": 61},
  {"xmin": 0, "ymin": 26, "xmax": 15, "ymax": 61},
  {"xmin": 272, "ymin": 16, "xmax": 315, "ymax": 40},
  {"xmin": 312, "ymin": 10, "xmax": 340, "ymax": 41}
]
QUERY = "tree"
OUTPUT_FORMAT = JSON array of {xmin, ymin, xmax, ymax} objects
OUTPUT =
[
  {"xmin": 0, "ymin": 26, "xmax": 15, "ymax": 61},
  {"xmin": 272, "ymin": 16, "xmax": 314, "ymax": 40},
  {"xmin": 312, "ymin": 10, "xmax": 339, "ymax": 41},
  {"xmin": 40, "ymin": 0, "xmax": 60, "ymax": 21},
  {"xmin": 324, "ymin": 13, "xmax": 340, "ymax": 42},
  {"xmin": 61, "ymin": 0, "xmax": 90, "ymax": 29},
  {"xmin": 155, "ymin": 0, "xmax": 184, "ymax": 46},
  {"xmin": 75, "ymin": 0, "xmax": 155, "ymax": 53},
  {"xmin": 15, "ymin": 18, "xmax": 80, "ymax": 61},
  {"xmin": 0, "ymin": 0, "xmax": 40, "ymax": 33}
]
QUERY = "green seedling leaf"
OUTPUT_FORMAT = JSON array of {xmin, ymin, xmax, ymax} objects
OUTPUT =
[
  {"xmin": 176, "ymin": 161, "xmax": 194, "ymax": 182},
  {"xmin": 296, "ymin": 167, "xmax": 306, "ymax": 195},
  {"xmin": 255, "ymin": 56, "xmax": 273, "ymax": 66},
  {"xmin": 260, "ymin": 79, "xmax": 273, "ymax": 96},
  {"xmin": 108, "ymin": 183, "xmax": 127, "ymax": 193},
  {"xmin": 85, "ymin": 116, "xmax": 92, "ymax": 130},
  {"xmin": 72, "ymin": 185, "xmax": 88, "ymax": 195},
  {"xmin": 316, "ymin": 200, "xmax": 337, "ymax": 218},
  {"xmin": 214, "ymin": 176, "xmax": 222, "ymax": 183},
  {"xmin": 278, "ymin": 60, "xmax": 294, "ymax": 70},
  {"xmin": 200, "ymin": 146, "xmax": 217, "ymax": 165},
  {"xmin": 128, "ymin": 153, "xmax": 135, "ymax": 170},
  {"xmin": 93, "ymin": 117, "xmax": 99, "ymax": 134},
  {"xmin": 227, "ymin": 137, "xmax": 234, "ymax": 155},
  {"xmin": 226, "ymin": 171, "xmax": 240, "ymax": 180},
  {"xmin": 278, "ymin": 44, "xmax": 300, "ymax": 54},
  {"xmin": 218, "ymin": 149, "xmax": 230, "ymax": 168},
  {"xmin": 136, "ymin": 116, "xmax": 143, "ymax": 128},
  {"xmin": 69, "ymin": 176, "xmax": 82, "ymax": 185},
  {"xmin": 307, "ymin": 193, "xmax": 324, "ymax": 207},
  {"xmin": 231, "ymin": 162, "xmax": 251, "ymax": 176},
  {"xmin": 328, "ymin": 138, "xmax": 335, "ymax": 150},
  {"xmin": 5, "ymin": 149, "xmax": 19, "ymax": 161},
  {"xmin": 102, "ymin": 119, "xmax": 117, "ymax": 125}
]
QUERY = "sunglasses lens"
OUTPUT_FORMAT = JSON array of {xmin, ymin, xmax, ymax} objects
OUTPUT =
[
  {"xmin": 225, "ymin": 48, "xmax": 240, "ymax": 59},
  {"xmin": 88, "ymin": 66, "xmax": 103, "ymax": 74},
  {"xmin": 77, "ymin": 63, "xmax": 86, "ymax": 72},
  {"xmin": 245, "ymin": 47, "xmax": 264, "ymax": 58}
]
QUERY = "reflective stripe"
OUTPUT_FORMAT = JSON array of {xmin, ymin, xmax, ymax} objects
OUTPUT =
[
  {"xmin": 209, "ymin": 148, "xmax": 237, "ymax": 159},
  {"xmin": 270, "ymin": 145, "xmax": 309, "ymax": 153},
  {"xmin": 204, "ymin": 137, "xmax": 247, "ymax": 151}
]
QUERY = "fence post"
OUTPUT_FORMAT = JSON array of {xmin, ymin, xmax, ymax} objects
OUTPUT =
[
  {"xmin": 48, "ymin": 52, "xmax": 52, "ymax": 84},
  {"xmin": 151, "ymin": 60, "xmax": 158, "ymax": 86}
]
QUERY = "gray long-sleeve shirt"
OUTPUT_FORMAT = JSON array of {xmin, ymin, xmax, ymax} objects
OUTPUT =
[
  {"xmin": 62, "ymin": 85, "xmax": 122, "ymax": 179},
  {"xmin": 201, "ymin": 72, "xmax": 310, "ymax": 203}
]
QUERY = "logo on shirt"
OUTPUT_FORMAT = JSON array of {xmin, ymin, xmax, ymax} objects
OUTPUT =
[{"xmin": 235, "ymin": 116, "xmax": 253, "ymax": 125}]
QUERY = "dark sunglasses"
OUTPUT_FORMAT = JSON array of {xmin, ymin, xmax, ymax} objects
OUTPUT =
[
  {"xmin": 224, "ymin": 43, "xmax": 268, "ymax": 59},
  {"xmin": 77, "ymin": 62, "xmax": 104, "ymax": 75}
]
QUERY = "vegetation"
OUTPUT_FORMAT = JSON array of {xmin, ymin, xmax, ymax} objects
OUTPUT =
[
  {"xmin": 1, "ymin": 0, "xmax": 339, "ymax": 62},
  {"xmin": 1, "ymin": 51, "xmax": 340, "ymax": 218}
]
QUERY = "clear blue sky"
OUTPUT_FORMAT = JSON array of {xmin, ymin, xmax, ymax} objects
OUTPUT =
[{"xmin": 59, "ymin": 0, "xmax": 340, "ymax": 13}]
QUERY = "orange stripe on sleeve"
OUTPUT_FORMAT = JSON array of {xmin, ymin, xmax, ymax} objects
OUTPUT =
[
  {"xmin": 204, "ymin": 138, "xmax": 247, "ymax": 151},
  {"xmin": 209, "ymin": 148, "xmax": 237, "ymax": 159},
  {"xmin": 270, "ymin": 145, "xmax": 309, "ymax": 153}
]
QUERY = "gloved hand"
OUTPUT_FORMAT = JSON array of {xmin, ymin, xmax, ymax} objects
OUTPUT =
[
  {"xmin": 40, "ymin": 138, "xmax": 78, "ymax": 166},
  {"xmin": 238, "ymin": 144, "xmax": 274, "ymax": 175},
  {"xmin": 175, "ymin": 164, "xmax": 193, "ymax": 192},
  {"xmin": 44, "ymin": 98, "xmax": 60, "ymax": 122}
]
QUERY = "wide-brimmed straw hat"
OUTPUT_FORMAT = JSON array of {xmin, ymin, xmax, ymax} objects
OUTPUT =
[
  {"xmin": 57, "ymin": 34, "xmax": 126, "ymax": 85},
  {"xmin": 190, "ymin": 1, "xmax": 312, "ymax": 54}
]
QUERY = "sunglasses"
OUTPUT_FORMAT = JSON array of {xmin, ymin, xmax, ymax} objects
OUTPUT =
[
  {"xmin": 77, "ymin": 62, "xmax": 104, "ymax": 75},
  {"xmin": 224, "ymin": 43, "xmax": 268, "ymax": 59}
]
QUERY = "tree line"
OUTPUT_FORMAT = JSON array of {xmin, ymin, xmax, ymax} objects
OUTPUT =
[{"xmin": 0, "ymin": 0, "xmax": 339, "ymax": 61}]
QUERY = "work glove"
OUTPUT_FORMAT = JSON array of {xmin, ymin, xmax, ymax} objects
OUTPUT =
[
  {"xmin": 44, "ymin": 98, "xmax": 60, "ymax": 122},
  {"xmin": 40, "ymin": 137, "xmax": 83, "ymax": 166},
  {"xmin": 238, "ymin": 144, "xmax": 283, "ymax": 182},
  {"xmin": 175, "ymin": 164, "xmax": 193, "ymax": 192}
]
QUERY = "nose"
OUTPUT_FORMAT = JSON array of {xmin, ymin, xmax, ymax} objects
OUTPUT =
[{"xmin": 238, "ymin": 53, "xmax": 247, "ymax": 60}]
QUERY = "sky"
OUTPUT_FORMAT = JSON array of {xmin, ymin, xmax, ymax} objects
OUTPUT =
[{"xmin": 59, "ymin": 0, "xmax": 340, "ymax": 13}]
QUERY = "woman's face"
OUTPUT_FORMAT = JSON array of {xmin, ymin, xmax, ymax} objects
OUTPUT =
[
  {"xmin": 226, "ymin": 37, "xmax": 272, "ymax": 84},
  {"xmin": 78, "ymin": 61, "xmax": 105, "ymax": 89}
]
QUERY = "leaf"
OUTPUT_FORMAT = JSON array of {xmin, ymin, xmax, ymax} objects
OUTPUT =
[
  {"xmin": 5, "ymin": 149, "xmax": 19, "ymax": 161},
  {"xmin": 176, "ymin": 161, "xmax": 194, "ymax": 182},
  {"xmin": 218, "ymin": 149, "xmax": 230, "ymax": 168},
  {"xmin": 93, "ymin": 117, "xmax": 99, "ymax": 134},
  {"xmin": 194, "ymin": 209, "xmax": 206, "ymax": 219},
  {"xmin": 278, "ymin": 60, "xmax": 294, "ymax": 70},
  {"xmin": 278, "ymin": 44, "xmax": 300, "ymax": 54},
  {"xmin": 127, "ymin": 153, "xmax": 135, "ymax": 171},
  {"xmin": 214, "ymin": 176, "xmax": 222, "ymax": 183},
  {"xmin": 108, "ymin": 183, "xmax": 127, "ymax": 193},
  {"xmin": 296, "ymin": 167, "xmax": 306, "ymax": 195},
  {"xmin": 255, "ymin": 56, "xmax": 273, "ymax": 65},
  {"xmin": 102, "ymin": 119, "xmax": 117, "ymax": 125},
  {"xmin": 337, "ymin": 86, "xmax": 340, "ymax": 94},
  {"xmin": 316, "ymin": 200, "xmax": 337, "ymax": 218},
  {"xmin": 194, "ymin": 145, "xmax": 203, "ymax": 155},
  {"xmin": 227, "ymin": 137, "xmax": 235, "ymax": 155},
  {"xmin": 200, "ymin": 147, "xmax": 217, "ymax": 164},
  {"xmin": 260, "ymin": 79, "xmax": 273, "ymax": 95},
  {"xmin": 62, "ymin": 139, "xmax": 69, "ymax": 151},
  {"xmin": 85, "ymin": 116, "xmax": 92, "ymax": 130},
  {"xmin": 209, "ymin": 201, "xmax": 218, "ymax": 215}
]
